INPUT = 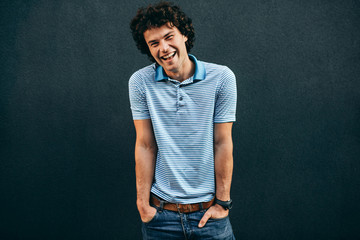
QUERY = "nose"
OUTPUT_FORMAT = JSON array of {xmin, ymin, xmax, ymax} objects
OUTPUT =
[{"xmin": 160, "ymin": 40, "xmax": 169, "ymax": 52}]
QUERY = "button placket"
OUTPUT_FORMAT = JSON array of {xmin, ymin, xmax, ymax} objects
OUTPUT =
[
  {"xmin": 175, "ymin": 84, "xmax": 180, "ymax": 111},
  {"xmin": 172, "ymin": 80, "xmax": 187, "ymax": 112},
  {"xmin": 178, "ymin": 87, "xmax": 185, "ymax": 109}
]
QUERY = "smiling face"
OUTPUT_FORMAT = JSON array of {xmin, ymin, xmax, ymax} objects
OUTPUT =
[{"xmin": 144, "ymin": 23, "xmax": 193, "ymax": 81}]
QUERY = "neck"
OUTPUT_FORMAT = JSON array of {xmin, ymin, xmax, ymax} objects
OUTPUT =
[{"xmin": 165, "ymin": 56, "xmax": 195, "ymax": 82}]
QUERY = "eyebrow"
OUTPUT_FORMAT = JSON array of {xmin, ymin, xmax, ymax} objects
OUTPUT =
[{"xmin": 147, "ymin": 30, "xmax": 175, "ymax": 45}]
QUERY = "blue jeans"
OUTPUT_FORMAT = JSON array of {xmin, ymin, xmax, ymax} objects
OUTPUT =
[{"xmin": 142, "ymin": 206, "xmax": 236, "ymax": 240}]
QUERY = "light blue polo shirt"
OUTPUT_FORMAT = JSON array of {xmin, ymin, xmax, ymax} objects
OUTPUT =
[{"xmin": 129, "ymin": 55, "xmax": 237, "ymax": 204}]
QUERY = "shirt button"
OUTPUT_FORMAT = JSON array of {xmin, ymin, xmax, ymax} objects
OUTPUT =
[{"xmin": 179, "ymin": 96, "xmax": 183, "ymax": 101}]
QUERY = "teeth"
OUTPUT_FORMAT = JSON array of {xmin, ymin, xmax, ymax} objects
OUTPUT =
[{"xmin": 162, "ymin": 52, "xmax": 175, "ymax": 60}]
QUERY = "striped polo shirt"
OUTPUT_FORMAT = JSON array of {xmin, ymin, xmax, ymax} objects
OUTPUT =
[{"xmin": 129, "ymin": 55, "xmax": 237, "ymax": 204}]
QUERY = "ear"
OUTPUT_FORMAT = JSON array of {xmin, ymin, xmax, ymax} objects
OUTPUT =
[{"xmin": 184, "ymin": 35, "xmax": 188, "ymax": 42}]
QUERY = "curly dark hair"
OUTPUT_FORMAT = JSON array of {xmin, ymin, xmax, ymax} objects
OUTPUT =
[{"xmin": 130, "ymin": 1, "xmax": 195, "ymax": 62}]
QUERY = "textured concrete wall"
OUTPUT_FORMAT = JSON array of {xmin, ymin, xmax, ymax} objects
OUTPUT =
[{"xmin": 1, "ymin": 0, "xmax": 359, "ymax": 239}]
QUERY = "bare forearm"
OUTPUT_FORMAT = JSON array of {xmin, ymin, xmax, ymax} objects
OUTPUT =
[
  {"xmin": 214, "ymin": 139, "xmax": 233, "ymax": 201},
  {"xmin": 132, "ymin": 119, "xmax": 157, "ymax": 222},
  {"xmin": 198, "ymin": 124, "xmax": 233, "ymax": 228},
  {"xmin": 135, "ymin": 144, "xmax": 156, "ymax": 209}
]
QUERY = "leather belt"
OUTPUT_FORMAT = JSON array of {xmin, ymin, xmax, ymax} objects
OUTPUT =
[{"xmin": 151, "ymin": 195, "xmax": 215, "ymax": 213}]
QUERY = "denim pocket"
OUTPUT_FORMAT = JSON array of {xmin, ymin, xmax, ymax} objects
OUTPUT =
[
  {"xmin": 203, "ymin": 208, "xmax": 229, "ymax": 221},
  {"xmin": 209, "ymin": 215, "xmax": 229, "ymax": 221},
  {"xmin": 143, "ymin": 209, "xmax": 159, "ymax": 224}
]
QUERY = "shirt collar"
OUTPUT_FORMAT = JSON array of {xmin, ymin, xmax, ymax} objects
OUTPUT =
[{"xmin": 155, "ymin": 54, "xmax": 206, "ymax": 82}]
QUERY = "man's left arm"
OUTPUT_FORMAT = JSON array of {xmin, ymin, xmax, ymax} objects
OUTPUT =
[{"xmin": 198, "ymin": 122, "xmax": 234, "ymax": 228}]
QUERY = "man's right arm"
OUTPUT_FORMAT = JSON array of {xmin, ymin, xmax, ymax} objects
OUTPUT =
[{"xmin": 134, "ymin": 119, "xmax": 157, "ymax": 223}]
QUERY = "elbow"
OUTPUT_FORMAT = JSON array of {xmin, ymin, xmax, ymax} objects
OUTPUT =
[
  {"xmin": 214, "ymin": 136, "xmax": 233, "ymax": 150},
  {"xmin": 136, "ymin": 140, "xmax": 157, "ymax": 153},
  {"xmin": 214, "ymin": 141, "xmax": 233, "ymax": 155}
]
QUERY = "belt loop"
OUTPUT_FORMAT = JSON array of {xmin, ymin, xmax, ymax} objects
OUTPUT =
[
  {"xmin": 199, "ymin": 202, "xmax": 203, "ymax": 211},
  {"xmin": 159, "ymin": 200, "xmax": 164, "ymax": 212},
  {"xmin": 176, "ymin": 203, "xmax": 181, "ymax": 214}
]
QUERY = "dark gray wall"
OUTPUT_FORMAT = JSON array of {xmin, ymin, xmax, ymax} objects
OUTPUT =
[{"xmin": 1, "ymin": 0, "xmax": 359, "ymax": 239}]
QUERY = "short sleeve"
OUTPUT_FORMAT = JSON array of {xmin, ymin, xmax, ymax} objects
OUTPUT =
[
  {"xmin": 129, "ymin": 72, "xmax": 151, "ymax": 120},
  {"xmin": 214, "ymin": 67, "xmax": 237, "ymax": 123}
]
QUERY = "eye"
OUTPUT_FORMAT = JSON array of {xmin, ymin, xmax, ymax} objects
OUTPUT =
[
  {"xmin": 150, "ymin": 42, "xmax": 159, "ymax": 47},
  {"xmin": 166, "ymin": 35, "xmax": 173, "ymax": 40}
]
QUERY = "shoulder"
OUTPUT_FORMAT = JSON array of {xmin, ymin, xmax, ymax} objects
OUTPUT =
[
  {"xmin": 200, "ymin": 61, "xmax": 236, "ymax": 95},
  {"xmin": 200, "ymin": 61, "xmax": 235, "ymax": 88},
  {"xmin": 129, "ymin": 64, "xmax": 156, "ymax": 85}
]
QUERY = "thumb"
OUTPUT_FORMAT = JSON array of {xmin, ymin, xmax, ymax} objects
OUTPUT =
[{"xmin": 198, "ymin": 212, "xmax": 211, "ymax": 228}]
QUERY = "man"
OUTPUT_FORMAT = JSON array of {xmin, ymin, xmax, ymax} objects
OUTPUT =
[{"xmin": 129, "ymin": 2, "xmax": 237, "ymax": 239}]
